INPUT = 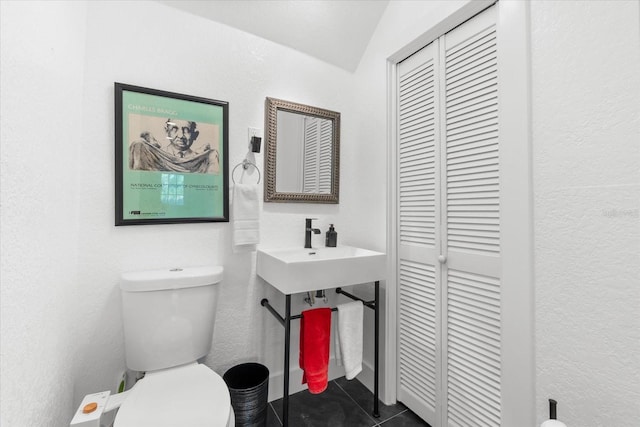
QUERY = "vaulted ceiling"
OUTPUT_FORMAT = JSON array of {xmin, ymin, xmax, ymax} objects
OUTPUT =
[{"xmin": 156, "ymin": 0, "xmax": 390, "ymax": 72}]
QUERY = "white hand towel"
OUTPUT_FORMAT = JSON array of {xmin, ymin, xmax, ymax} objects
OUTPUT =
[
  {"xmin": 334, "ymin": 316, "xmax": 343, "ymax": 367},
  {"xmin": 336, "ymin": 301, "xmax": 363, "ymax": 380},
  {"xmin": 232, "ymin": 183, "xmax": 259, "ymax": 252}
]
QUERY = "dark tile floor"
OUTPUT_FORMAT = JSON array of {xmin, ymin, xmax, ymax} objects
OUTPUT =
[{"xmin": 266, "ymin": 377, "xmax": 430, "ymax": 427}]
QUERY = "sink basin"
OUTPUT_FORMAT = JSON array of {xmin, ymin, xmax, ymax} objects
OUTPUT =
[{"xmin": 257, "ymin": 246, "xmax": 386, "ymax": 295}]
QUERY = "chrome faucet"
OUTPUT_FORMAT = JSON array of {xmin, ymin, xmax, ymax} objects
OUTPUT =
[{"xmin": 304, "ymin": 218, "xmax": 321, "ymax": 249}]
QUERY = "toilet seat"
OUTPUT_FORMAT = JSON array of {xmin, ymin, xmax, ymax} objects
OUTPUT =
[{"xmin": 114, "ymin": 363, "xmax": 231, "ymax": 427}]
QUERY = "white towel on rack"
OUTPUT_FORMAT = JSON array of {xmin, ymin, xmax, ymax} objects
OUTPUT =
[
  {"xmin": 232, "ymin": 183, "xmax": 260, "ymax": 252},
  {"xmin": 335, "ymin": 300, "xmax": 363, "ymax": 380}
]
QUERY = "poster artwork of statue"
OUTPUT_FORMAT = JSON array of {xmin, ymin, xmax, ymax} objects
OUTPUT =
[{"xmin": 128, "ymin": 114, "xmax": 220, "ymax": 175}]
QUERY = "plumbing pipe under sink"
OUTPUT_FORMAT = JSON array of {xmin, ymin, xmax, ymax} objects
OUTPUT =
[{"xmin": 304, "ymin": 291, "xmax": 315, "ymax": 306}]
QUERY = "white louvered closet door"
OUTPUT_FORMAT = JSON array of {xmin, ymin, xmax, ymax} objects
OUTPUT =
[
  {"xmin": 443, "ymin": 7, "xmax": 501, "ymax": 427},
  {"xmin": 397, "ymin": 39, "xmax": 441, "ymax": 427},
  {"xmin": 396, "ymin": 5, "xmax": 500, "ymax": 427}
]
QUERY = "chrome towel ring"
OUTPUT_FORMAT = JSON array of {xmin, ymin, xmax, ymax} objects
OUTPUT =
[{"xmin": 232, "ymin": 159, "xmax": 261, "ymax": 184}]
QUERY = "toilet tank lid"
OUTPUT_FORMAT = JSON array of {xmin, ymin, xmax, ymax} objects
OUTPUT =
[{"xmin": 120, "ymin": 266, "xmax": 223, "ymax": 292}]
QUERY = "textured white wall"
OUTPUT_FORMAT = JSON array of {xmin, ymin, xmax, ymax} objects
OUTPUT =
[
  {"xmin": 0, "ymin": 2, "xmax": 88, "ymax": 426},
  {"xmin": 76, "ymin": 0, "xmax": 353, "ymax": 402},
  {"xmin": 531, "ymin": 1, "xmax": 640, "ymax": 426},
  {"xmin": 0, "ymin": 1, "xmax": 360, "ymax": 425}
]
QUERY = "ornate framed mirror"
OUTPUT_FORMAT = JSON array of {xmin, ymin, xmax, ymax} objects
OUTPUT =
[{"xmin": 264, "ymin": 97, "xmax": 340, "ymax": 203}]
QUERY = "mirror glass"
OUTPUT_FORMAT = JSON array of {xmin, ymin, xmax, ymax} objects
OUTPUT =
[
  {"xmin": 275, "ymin": 111, "xmax": 333, "ymax": 194},
  {"xmin": 264, "ymin": 97, "xmax": 340, "ymax": 203}
]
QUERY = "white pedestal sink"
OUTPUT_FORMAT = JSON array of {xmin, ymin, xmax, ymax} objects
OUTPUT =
[
  {"xmin": 258, "ymin": 246, "xmax": 387, "ymax": 425},
  {"xmin": 257, "ymin": 245, "xmax": 386, "ymax": 294}
]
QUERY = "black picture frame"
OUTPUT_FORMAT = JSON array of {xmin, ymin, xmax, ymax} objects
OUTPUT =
[{"xmin": 115, "ymin": 83, "xmax": 229, "ymax": 225}]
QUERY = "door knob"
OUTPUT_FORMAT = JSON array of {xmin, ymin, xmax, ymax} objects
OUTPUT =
[{"xmin": 438, "ymin": 255, "xmax": 447, "ymax": 264}]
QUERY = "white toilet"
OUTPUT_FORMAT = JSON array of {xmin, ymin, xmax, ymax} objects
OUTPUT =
[{"xmin": 114, "ymin": 265, "xmax": 234, "ymax": 427}]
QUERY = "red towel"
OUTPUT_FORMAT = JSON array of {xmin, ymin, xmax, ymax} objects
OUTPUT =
[{"xmin": 299, "ymin": 307, "xmax": 332, "ymax": 394}]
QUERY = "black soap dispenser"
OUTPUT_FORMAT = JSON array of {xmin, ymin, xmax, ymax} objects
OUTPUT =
[{"xmin": 326, "ymin": 224, "xmax": 337, "ymax": 247}]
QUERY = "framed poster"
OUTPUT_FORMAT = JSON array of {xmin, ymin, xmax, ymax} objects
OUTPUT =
[{"xmin": 115, "ymin": 83, "xmax": 229, "ymax": 225}]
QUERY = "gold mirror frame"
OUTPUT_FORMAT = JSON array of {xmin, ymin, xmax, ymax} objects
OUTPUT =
[{"xmin": 264, "ymin": 97, "xmax": 340, "ymax": 203}]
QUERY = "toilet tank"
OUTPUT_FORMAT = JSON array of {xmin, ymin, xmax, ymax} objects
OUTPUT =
[{"xmin": 119, "ymin": 266, "xmax": 223, "ymax": 372}]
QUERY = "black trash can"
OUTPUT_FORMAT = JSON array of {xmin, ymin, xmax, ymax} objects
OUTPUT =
[{"xmin": 223, "ymin": 363, "xmax": 269, "ymax": 427}]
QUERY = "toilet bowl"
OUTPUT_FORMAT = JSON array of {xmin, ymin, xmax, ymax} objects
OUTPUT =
[{"xmin": 115, "ymin": 266, "xmax": 233, "ymax": 427}]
